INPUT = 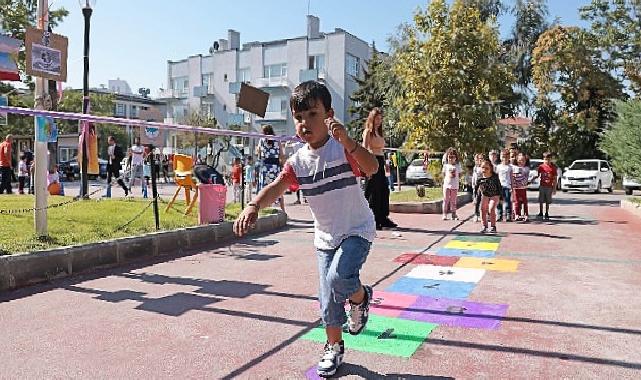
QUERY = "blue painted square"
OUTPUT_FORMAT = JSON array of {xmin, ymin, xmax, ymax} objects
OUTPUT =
[
  {"xmin": 436, "ymin": 247, "xmax": 496, "ymax": 258},
  {"xmin": 385, "ymin": 277, "xmax": 476, "ymax": 299}
]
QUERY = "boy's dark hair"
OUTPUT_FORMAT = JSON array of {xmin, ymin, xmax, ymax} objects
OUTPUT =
[
  {"xmin": 290, "ymin": 81, "xmax": 332, "ymax": 112},
  {"xmin": 543, "ymin": 152, "xmax": 553, "ymax": 159}
]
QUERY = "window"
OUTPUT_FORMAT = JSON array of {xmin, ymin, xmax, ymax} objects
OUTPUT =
[
  {"xmin": 267, "ymin": 95, "xmax": 288, "ymax": 113},
  {"xmin": 237, "ymin": 68, "xmax": 251, "ymax": 82},
  {"xmin": 130, "ymin": 105, "xmax": 137, "ymax": 118},
  {"xmin": 346, "ymin": 54, "xmax": 360, "ymax": 77},
  {"xmin": 263, "ymin": 63, "xmax": 287, "ymax": 78},
  {"xmin": 201, "ymin": 74, "xmax": 212, "ymax": 90},
  {"xmin": 171, "ymin": 77, "xmax": 189, "ymax": 96},
  {"xmin": 115, "ymin": 103, "xmax": 126, "ymax": 117},
  {"xmin": 58, "ymin": 147, "xmax": 77, "ymax": 162},
  {"xmin": 200, "ymin": 103, "xmax": 214, "ymax": 117},
  {"xmin": 308, "ymin": 55, "xmax": 325, "ymax": 71}
]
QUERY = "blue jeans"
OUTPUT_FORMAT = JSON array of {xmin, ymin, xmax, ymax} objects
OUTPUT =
[
  {"xmin": 499, "ymin": 187, "xmax": 512, "ymax": 218},
  {"xmin": 316, "ymin": 236, "xmax": 371, "ymax": 328}
]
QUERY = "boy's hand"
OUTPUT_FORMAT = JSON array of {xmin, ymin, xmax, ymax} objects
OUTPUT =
[
  {"xmin": 325, "ymin": 117, "xmax": 348, "ymax": 143},
  {"xmin": 233, "ymin": 205, "xmax": 258, "ymax": 237}
]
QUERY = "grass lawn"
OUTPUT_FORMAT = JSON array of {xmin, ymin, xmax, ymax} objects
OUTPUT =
[
  {"xmin": 0, "ymin": 195, "xmax": 276, "ymax": 254},
  {"xmin": 629, "ymin": 197, "xmax": 641, "ymax": 205},
  {"xmin": 389, "ymin": 187, "xmax": 442, "ymax": 203}
]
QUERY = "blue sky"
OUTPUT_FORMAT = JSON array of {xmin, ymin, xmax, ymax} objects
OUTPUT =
[{"xmin": 49, "ymin": 0, "xmax": 590, "ymax": 94}]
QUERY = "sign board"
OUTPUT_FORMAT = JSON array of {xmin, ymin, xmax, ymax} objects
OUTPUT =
[
  {"xmin": 236, "ymin": 82, "xmax": 268, "ymax": 117},
  {"xmin": 0, "ymin": 95, "xmax": 7, "ymax": 125},
  {"xmin": 139, "ymin": 126, "xmax": 167, "ymax": 146},
  {"xmin": 25, "ymin": 28, "xmax": 68, "ymax": 82}
]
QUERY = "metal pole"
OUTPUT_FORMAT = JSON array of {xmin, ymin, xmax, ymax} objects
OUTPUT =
[
  {"xmin": 33, "ymin": 0, "xmax": 48, "ymax": 236},
  {"xmin": 79, "ymin": 5, "xmax": 92, "ymax": 198},
  {"xmin": 148, "ymin": 144, "xmax": 160, "ymax": 230}
]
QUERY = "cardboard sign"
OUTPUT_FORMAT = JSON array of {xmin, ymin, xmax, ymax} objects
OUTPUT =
[
  {"xmin": 236, "ymin": 82, "xmax": 268, "ymax": 117},
  {"xmin": 139, "ymin": 126, "xmax": 166, "ymax": 146},
  {"xmin": 25, "ymin": 28, "xmax": 68, "ymax": 82}
]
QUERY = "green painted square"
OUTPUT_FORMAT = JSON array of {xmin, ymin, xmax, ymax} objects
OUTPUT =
[
  {"xmin": 453, "ymin": 235, "xmax": 502, "ymax": 243},
  {"xmin": 301, "ymin": 315, "xmax": 437, "ymax": 358}
]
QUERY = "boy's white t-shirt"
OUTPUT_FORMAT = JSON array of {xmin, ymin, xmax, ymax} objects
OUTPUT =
[
  {"xmin": 131, "ymin": 145, "xmax": 144, "ymax": 166},
  {"xmin": 496, "ymin": 163, "xmax": 513, "ymax": 187},
  {"xmin": 442, "ymin": 163, "xmax": 461, "ymax": 189},
  {"xmin": 18, "ymin": 161, "xmax": 28, "ymax": 177},
  {"xmin": 280, "ymin": 138, "xmax": 376, "ymax": 250}
]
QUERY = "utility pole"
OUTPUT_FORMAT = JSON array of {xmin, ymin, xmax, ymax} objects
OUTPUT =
[
  {"xmin": 79, "ymin": 0, "xmax": 94, "ymax": 198},
  {"xmin": 33, "ymin": 0, "xmax": 49, "ymax": 236}
]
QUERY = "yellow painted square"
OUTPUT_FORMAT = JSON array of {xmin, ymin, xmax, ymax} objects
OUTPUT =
[
  {"xmin": 445, "ymin": 240, "xmax": 500, "ymax": 251},
  {"xmin": 454, "ymin": 257, "xmax": 520, "ymax": 272}
]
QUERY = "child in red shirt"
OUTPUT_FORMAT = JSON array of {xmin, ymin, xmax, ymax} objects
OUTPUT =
[
  {"xmin": 534, "ymin": 152, "xmax": 557, "ymax": 219},
  {"xmin": 230, "ymin": 158, "xmax": 242, "ymax": 203}
]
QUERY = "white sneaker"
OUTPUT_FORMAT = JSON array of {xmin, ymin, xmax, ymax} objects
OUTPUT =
[
  {"xmin": 317, "ymin": 341, "xmax": 345, "ymax": 377},
  {"xmin": 347, "ymin": 285, "xmax": 372, "ymax": 335},
  {"xmin": 442, "ymin": 215, "xmax": 448, "ymax": 221},
  {"xmin": 475, "ymin": 215, "xmax": 480, "ymax": 222}
]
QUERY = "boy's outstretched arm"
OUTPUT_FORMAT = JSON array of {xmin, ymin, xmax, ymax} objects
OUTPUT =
[
  {"xmin": 233, "ymin": 176, "xmax": 289, "ymax": 237},
  {"xmin": 328, "ymin": 118, "xmax": 378, "ymax": 176}
]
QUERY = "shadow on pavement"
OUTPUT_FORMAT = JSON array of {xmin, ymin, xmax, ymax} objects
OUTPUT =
[
  {"xmin": 394, "ymin": 227, "xmax": 571, "ymax": 240},
  {"xmin": 554, "ymin": 196, "xmax": 621, "ymax": 207},
  {"xmin": 335, "ymin": 363, "xmax": 453, "ymax": 379}
]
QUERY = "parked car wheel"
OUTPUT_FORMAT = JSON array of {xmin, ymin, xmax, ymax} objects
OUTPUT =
[
  {"xmin": 625, "ymin": 188, "xmax": 633, "ymax": 195},
  {"xmin": 595, "ymin": 180, "xmax": 602, "ymax": 194}
]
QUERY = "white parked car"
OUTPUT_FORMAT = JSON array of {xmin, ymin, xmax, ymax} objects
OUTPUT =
[
  {"xmin": 527, "ymin": 159, "xmax": 562, "ymax": 190},
  {"xmin": 623, "ymin": 176, "xmax": 641, "ymax": 195},
  {"xmin": 561, "ymin": 159, "xmax": 614, "ymax": 193},
  {"xmin": 405, "ymin": 159, "xmax": 435, "ymax": 186}
]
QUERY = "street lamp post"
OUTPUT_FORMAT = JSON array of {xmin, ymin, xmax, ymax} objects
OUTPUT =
[{"xmin": 79, "ymin": 0, "xmax": 95, "ymax": 198}]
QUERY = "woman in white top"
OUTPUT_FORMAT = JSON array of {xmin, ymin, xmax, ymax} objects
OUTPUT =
[{"xmin": 362, "ymin": 108, "xmax": 396, "ymax": 230}]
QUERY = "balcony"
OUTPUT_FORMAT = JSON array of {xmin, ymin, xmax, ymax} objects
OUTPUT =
[
  {"xmin": 227, "ymin": 113, "xmax": 245, "ymax": 126},
  {"xmin": 157, "ymin": 89, "xmax": 179, "ymax": 99},
  {"xmin": 254, "ymin": 76, "xmax": 289, "ymax": 88},
  {"xmin": 299, "ymin": 69, "xmax": 327, "ymax": 82},
  {"xmin": 257, "ymin": 110, "xmax": 288, "ymax": 121}
]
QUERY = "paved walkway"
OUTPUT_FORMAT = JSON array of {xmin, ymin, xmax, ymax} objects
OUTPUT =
[{"xmin": 1, "ymin": 191, "xmax": 640, "ymax": 379}]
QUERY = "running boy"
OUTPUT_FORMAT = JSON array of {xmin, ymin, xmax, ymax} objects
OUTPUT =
[{"xmin": 234, "ymin": 81, "xmax": 379, "ymax": 378}]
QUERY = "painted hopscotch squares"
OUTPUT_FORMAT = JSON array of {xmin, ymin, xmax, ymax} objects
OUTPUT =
[
  {"xmin": 405, "ymin": 265, "xmax": 486, "ymax": 283},
  {"xmin": 301, "ymin": 314, "xmax": 437, "ymax": 358},
  {"xmin": 393, "ymin": 253, "xmax": 459, "ymax": 266},
  {"xmin": 400, "ymin": 296, "xmax": 508, "ymax": 329},
  {"xmin": 369, "ymin": 290, "xmax": 418, "ymax": 318},
  {"xmin": 436, "ymin": 247, "xmax": 496, "ymax": 258},
  {"xmin": 451, "ymin": 235, "xmax": 502, "ymax": 243},
  {"xmin": 386, "ymin": 277, "xmax": 477, "ymax": 299},
  {"xmin": 454, "ymin": 257, "xmax": 520, "ymax": 272},
  {"xmin": 445, "ymin": 240, "xmax": 500, "ymax": 251}
]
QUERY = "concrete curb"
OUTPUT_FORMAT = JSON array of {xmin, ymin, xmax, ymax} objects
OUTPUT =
[
  {"xmin": 390, "ymin": 193, "xmax": 473, "ymax": 214},
  {"xmin": 0, "ymin": 211, "xmax": 287, "ymax": 292},
  {"xmin": 621, "ymin": 198, "xmax": 641, "ymax": 219}
]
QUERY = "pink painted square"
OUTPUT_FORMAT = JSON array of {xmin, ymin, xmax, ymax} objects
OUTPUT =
[
  {"xmin": 369, "ymin": 290, "xmax": 418, "ymax": 318},
  {"xmin": 393, "ymin": 253, "xmax": 459, "ymax": 266}
]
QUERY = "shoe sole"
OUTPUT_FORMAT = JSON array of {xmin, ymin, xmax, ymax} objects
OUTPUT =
[{"xmin": 348, "ymin": 285, "xmax": 372, "ymax": 335}]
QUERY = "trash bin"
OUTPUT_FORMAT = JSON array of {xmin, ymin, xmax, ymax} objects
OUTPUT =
[{"xmin": 198, "ymin": 184, "xmax": 227, "ymax": 224}]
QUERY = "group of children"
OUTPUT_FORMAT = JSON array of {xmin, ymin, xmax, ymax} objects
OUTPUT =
[{"xmin": 440, "ymin": 146, "xmax": 558, "ymax": 233}]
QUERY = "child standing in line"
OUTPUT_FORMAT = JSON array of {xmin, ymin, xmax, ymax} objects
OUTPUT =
[
  {"xmin": 244, "ymin": 156, "xmax": 255, "ymax": 203},
  {"xmin": 496, "ymin": 149, "xmax": 514, "ymax": 222},
  {"xmin": 18, "ymin": 155, "xmax": 28, "ymax": 194},
  {"xmin": 472, "ymin": 153, "xmax": 485, "ymax": 222},
  {"xmin": 534, "ymin": 152, "xmax": 558, "ymax": 220},
  {"xmin": 230, "ymin": 157, "xmax": 242, "ymax": 203},
  {"xmin": 234, "ymin": 81, "xmax": 379, "ymax": 378},
  {"xmin": 478, "ymin": 158, "xmax": 502, "ymax": 233},
  {"xmin": 512, "ymin": 153, "xmax": 530, "ymax": 221},
  {"xmin": 441, "ymin": 147, "xmax": 462, "ymax": 220}
]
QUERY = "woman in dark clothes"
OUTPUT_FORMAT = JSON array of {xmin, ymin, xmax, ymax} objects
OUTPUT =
[{"xmin": 362, "ymin": 108, "xmax": 396, "ymax": 230}]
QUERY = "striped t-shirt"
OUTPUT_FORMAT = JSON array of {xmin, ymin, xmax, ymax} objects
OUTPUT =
[{"xmin": 280, "ymin": 138, "xmax": 376, "ymax": 250}]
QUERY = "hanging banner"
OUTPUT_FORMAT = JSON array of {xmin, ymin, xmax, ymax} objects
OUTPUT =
[
  {"xmin": 35, "ymin": 116, "xmax": 57, "ymax": 142},
  {"xmin": 139, "ymin": 125, "xmax": 167, "ymax": 146},
  {"xmin": 77, "ymin": 120, "xmax": 99, "ymax": 174},
  {"xmin": 0, "ymin": 35, "xmax": 21, "ymax": 81},
  {"xmin": 0, "ymin": 95, "xmax": 7, "ymax": 125},
  {"xmin": 24, "ymin": 28, "xmax": 68, "ymax": 82}
]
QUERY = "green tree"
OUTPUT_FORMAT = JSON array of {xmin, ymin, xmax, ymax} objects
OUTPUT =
[
  {"xmin": 600, "ymin": 100, "xmax": 641, "ymax": 179},
  {"xmin": 180, "ymin": 110, "xmax": 218, "ymax": 153},
  {"xmin": 393, "ymin": 0, "xmax": 515, "ymax": 155},
  {"xmin": 580, "ymin": 0, "xmax": 641, "ymax": 96},
  {"xmin": 0, "ymin": 0, "xmax": 69, "ymax": 88},
  {"xmin": 346, "ymin": 46, "xmax": 388, "ymax": 140},
  {"xmin": 464, "ymin": 0, "xmax": 506, "ymax": 22}
]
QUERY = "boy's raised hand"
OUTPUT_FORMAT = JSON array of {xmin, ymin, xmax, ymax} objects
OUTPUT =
[
  {"xmin": 325, "ymin": 117, "xmax": 348, "ymax": 143},
  {"xmin": 233, "ymin": 206, "xmax": 258, "ymax": 237}
]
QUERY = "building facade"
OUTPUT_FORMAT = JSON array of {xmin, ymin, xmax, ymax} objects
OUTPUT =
[{"xmin": 159, "ymin": 15, "xmax": 373, "ymax": 139}]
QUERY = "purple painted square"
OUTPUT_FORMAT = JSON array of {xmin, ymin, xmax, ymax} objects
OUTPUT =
[
  {"xmin": 400, "ymin": 296, "xmax": 508, "ymax": 329},
  {"xmin": 305, "ymin": 366, "xmax": 322, "ymax": 379}
]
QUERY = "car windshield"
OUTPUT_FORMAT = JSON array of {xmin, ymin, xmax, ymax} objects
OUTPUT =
[
  {"xmin": 570, "ymin": 161, "xmax": 598, "ymax": 171},
  {"xmin": 410, "ymin": 159, "xmax": 424, "ymax": 166}
]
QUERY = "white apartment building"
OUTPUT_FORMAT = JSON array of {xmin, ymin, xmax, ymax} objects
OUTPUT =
[{"xmin": 159, "ymin": 15, "xmax": 373, "ymax": 139}]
